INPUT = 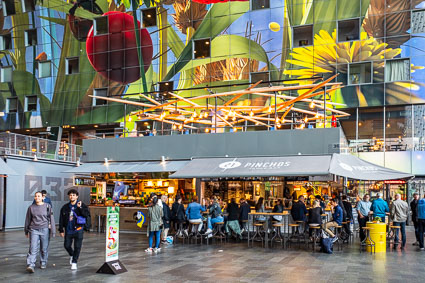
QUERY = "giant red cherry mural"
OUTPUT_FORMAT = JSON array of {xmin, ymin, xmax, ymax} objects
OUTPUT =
[
  {"xmin": 192, "ymin": 0, "xmax": 248, "ymax": 3},
  {"xmin": 86, "ymin": 11, "xmax": 153, "ymax": 84}
]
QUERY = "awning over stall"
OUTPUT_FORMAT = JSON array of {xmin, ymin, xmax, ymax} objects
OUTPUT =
[
  {"xmin": 170, "ymin": 155, "xmax": 332, "ymax": 178},
  {"xmin": 329, "ymin": 153, "xmax": 413, "ymax": 180},
  {"xmin": 0, "ymin": 158, "xmax": 17, "ymax": 175},
  {"xmin": 64, "ymin": 161, "xmax": 188, "ymax": 174}
]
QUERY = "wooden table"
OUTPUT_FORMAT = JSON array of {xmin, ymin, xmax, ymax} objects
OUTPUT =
[{"xmin": 248, "ymin": 212, "xmax": 289, "ymax": 248}]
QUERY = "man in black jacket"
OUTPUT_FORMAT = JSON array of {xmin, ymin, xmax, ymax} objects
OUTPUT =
[
  {"xmin": 59, "ymin": 189, "xmax": 89, "ymax": 270},
  {"xmin": 411, "ymin": 192, "xmax": 420, "ymax": 246},
  {"xmin": 342, "ymin": 195, "xmax": 353, "ymax": 236}
]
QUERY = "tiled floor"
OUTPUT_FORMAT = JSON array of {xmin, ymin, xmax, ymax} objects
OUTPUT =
[{"xmin": 1, "ymin": 228, "xmax": 425, "ymax": 282}]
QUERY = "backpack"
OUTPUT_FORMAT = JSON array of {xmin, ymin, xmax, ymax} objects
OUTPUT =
[{"xmin": 320, "ymin": 237, "xmax": 333, "ymax": 254}]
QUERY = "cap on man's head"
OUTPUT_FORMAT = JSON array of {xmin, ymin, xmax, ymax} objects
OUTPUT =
[
  {"xmin": 377, "ymin": 192, "xmax": 383, "ymax": 198},
  {"xmin": 413, "ymin": 192, "xmax": 419, "ymax": 196}
]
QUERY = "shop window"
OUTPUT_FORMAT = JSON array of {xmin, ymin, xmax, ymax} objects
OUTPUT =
[
  {"xmin": 25, "ymin": 95, "xmax": 37, "ymax": 112},
  {"xmin": 251, "ymin": 0, "xmax": 270, "ymax": 10},
  {"xmin": 141, "ymin": 8, "xmax": 157, "ymax": 28},
  {"xmin": 1, "ymin": 66, "xmax": 12, "ymax": 82},
  {"xmin": 193, "ymin": 38, "xmax": 210, "ymax": 59},
  {"xmin": 66, "ymin": 57, "xmax": 79, "ymax": 75},
  {"xmin": 2, "ymin": 0, "xmax": 16, "ymax": 16},
  {"xmin": 0, "ymin": 33, "xmax": 12, "ymax": 50},
  {"xmin": 348, "ymin": 62, "xmax": 371, "ymax": 85},
  {"xmin": 38, "ymin": 61, "xmax": 51, "ymax": 78},
  {"xmin": 21, "ymin": 0, "xmax": 35, "ymax": 13},
  {"xmin": 93, "ymin": 88, "xmax": 108, "ymax": 106},
  {"xmin": 158, "ymin": 81, "xmax": 173, "ymax": 100},
  {"xmin": 412, "ymin": 10, "xmax": 425, "ymax": 34},
  {"xmin": 25, "ymin": 29, "xmax": 37, "ymax": 46},
  {"xmin": 250, "ymin": 71, "xmax": 270, "ymax": 87},
  {"xmin": 94, "ymin": 16, "xmax": 108, "ymax": 36},
  {"xmin": 293, "ymin": 25, "xmax": 313, "ymax": 47},
  {"xmin": 338, "ymin": 18, "xmax": 359, "ymax": 42},
  {"xmin": 385, "ymin": 59, "xmax": 410, "ymax": 82},
  {"xmin": 6, "ymin": 97, "xmax": 17, "ymax": 113}
]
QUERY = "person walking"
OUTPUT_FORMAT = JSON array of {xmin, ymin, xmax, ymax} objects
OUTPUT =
[
  {"xmin": 145, "ymin": 194, "xmax": 163, "ymax": 253},
  {"xmin": 356, "ymin": 194, "xmax": 371, "ymax": 242},
  {"xmin": 58, "ymin": 189, "xmax": 90, "ymax": 270},
  {"xmin": 25, "ymin": 191, "xmax": 55, "ymax": 273},
  {"xmin": 161, "ymin": 195, "xmax": 171, "ymax": 244},
  {"xmin": 417, "ymin": 193, "xmax": 425, "ymax": 251},
  {"xmin": 410, "ymin": 192, "xmax": 420, "ymax": 246},
  {"xmin": 32, "ymin": 190, "xmax": 52, "ymax": 207},
  {"xmin": 370, "ymin": 193, "xmax": 389, "ymax": 222},
  {"xmin": 391, "ymin": 194, "xmax": 409, "ymax": 249}
]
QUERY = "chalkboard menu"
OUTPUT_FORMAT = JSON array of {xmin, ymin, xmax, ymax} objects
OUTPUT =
[{"xmin": 74, "ymin": 177, "xmax": 96, "ymax": 187}]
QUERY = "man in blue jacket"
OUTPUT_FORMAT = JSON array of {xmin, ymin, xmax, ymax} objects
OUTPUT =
[
  {"xmin": 185, "ymin": 196, "xmax": 206, "ymax": 233},
  {"xmin": 417, "ymin": 194, "xmax": 425, "ymax": 250},
  {"xmin": 323, "ymin": 198, "xmax": 343, "ymax": 240},
  {"xmin": 370, "ymin": 193, "xmax": 389, "ymax": 222}
]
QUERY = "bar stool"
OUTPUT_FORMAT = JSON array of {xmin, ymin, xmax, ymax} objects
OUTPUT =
[
  {"xmin": 270, "ymin": 223, "xmax": 284, "ymax": 248},
  {"xmin": 360, "ymin": 227, "xmax": 375, "ymax": 253},
  {"xmin": 212, "ymin": 222, "xmax": 227, "ymax": 244},
  {"xmin": 308, "ymin": 224, "xmax": 321, "ymax": 253},
  {"xmin": 250, "ymin": 223, "xmax": 265, "ymax": 247},
  {"xmin": 175, "ymin": 222, "xmax": 187, "ymax": 244},
  {"xmin": 388, "ymin": 225, "xmax": 401, "ymax": 248},
  {"xmin": 188, "ymin": 221, "xmax": 203, "ymax": 245},
  {"xmin": 288, "ymin": 223, "xmax": 301, "ymax": 248}
]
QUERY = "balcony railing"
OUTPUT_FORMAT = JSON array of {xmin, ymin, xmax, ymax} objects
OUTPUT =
[{"xmin": 0, "ymin": 132, "xmax": 82, "ymax": 163}]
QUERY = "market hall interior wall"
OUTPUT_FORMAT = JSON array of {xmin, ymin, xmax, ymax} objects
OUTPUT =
[{"xmin": 4, "ymin": 157, "xmax": 90, "ymax": 229}]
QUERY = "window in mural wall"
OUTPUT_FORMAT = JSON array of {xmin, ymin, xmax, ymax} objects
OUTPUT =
[
  {"xmin": 385, "ymin": 59, "xmax": 410, "ymax": 82},
  {"xmin": 0, "ymin": 33, "xmax": 12, "ymax": 50},
  {"xmin": 93, "ymin": 89, "xmax": 108, "ymax": 106},
  {"xmin": 158, "ymin": 81, "xmax": 174, "ymax": 101},
  {"xmin": 38, "ymin": 61, "xmax": 51, "ymax": 78},
  {"xmin": 21, "ymin": 0, "xmax": 35, "ymax": 13},
  {"xmin": 293, "ymin": 25, "xmax": 313, "ymax": 47},
  {"xmin": 25, "ymin": 29, "xmax": 37, "ymax": 46},
  {"xmin": 412, "ymin": 10, "xmax": 425, "ymax": 34},
  {"xmin": 2, "ymin": 0, "xmax": 15, "ymax": 16},
  {"xmin": 348, "ymin": 62, "xmax": 372, "ymax": 85},
  {"xmin": 337, "ymin": 18, "xmax": 360, "ymax": 42},
  {"xmin": 250, "ymin": 71, "xmax": 270, "ymax": 87},
  {"xmin": 193, "ymin": 38, "xmax": 211, "ymax": 59},
  {"xmin": 66, "ymin": 57, "xmax": 79, "ymax": 75},
  {"xmin": 251, "ymin": 0, "xmax": 270, "ymax": 10},
  {"xmin": 6, "ymin": 97, "xmax": 17, "ymax": 113},
  {"xmin": 94, "ymin": 16, "xmax": 108, "ymax": 36},
  {"xmin": 142, "ymin": 8, "xmax": 157, "ymax": 28},
  {"xmin": 25, "ymin": 96, "xmax": 37, "ymax": 112},
  {"xmin": 0, "ymin": 66, "xmax": 12, "ymax": 83}
]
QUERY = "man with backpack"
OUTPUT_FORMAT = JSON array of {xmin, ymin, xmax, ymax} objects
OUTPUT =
[{"xmin": 59, "ymin": 189, "xmax": 90, "ymax": 270}]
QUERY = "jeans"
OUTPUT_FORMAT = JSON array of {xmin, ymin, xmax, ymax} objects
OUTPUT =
[
  {"xmin": 323, "ymin": 221, "xmax": 339, "ymax": 238},
  {"xmin": 358, "ymin": 216, "xmax": 368, "ymax": 242},
  {"xmin": 64, "ymin": 230, "xmax": 84, "ymax": 263},
  {"xmin": 413, "ymin": 219, "xmax": 421, "ymax": 242},
  {"xmin": 418, "ymin": 219, "xmax": 425, "ymax": 249},
  {"xmin": 393, "ymin": 221, "xmax": 406, "ymax": 247},
  {"xmin": 149, "ymin": 230, "xmax": 161, "ymax": 248},
  {"xmin": 27, "ymin": 228, "xmax": 49, "ymax": 267},
  {"xmin": 208, "ymin": 215, "xmax": 224, "ymax": 230}
]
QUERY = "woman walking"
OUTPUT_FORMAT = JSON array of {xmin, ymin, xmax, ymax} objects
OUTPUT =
[
  {"xmin": 145, "ymin": 194, "xmax": 163, "ymax": 253},
  {"xmin": 24, "ymin": 191, "xmax": 55, "ymax": 273}
]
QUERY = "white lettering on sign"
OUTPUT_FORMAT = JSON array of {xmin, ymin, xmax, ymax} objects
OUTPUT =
[
  {"xmin": 218, "ymin": 159, "xmax": 242, "ymax": 171},
  {"xmin": 244, "ymin": 161, "xmax": 290, "ymax": 169},
  {"xmin": 339, "ymin": 162, "xmax": 378, "ymax": 172},
  {"xmin": 112, "ymin": 262, "xmax": 121, "ymax": 270}
]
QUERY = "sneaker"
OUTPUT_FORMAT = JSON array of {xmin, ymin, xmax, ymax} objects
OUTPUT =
[
  {"xmin": 69, "ymin": 256, "xmax": 73, "ymax": 265},
  {"xmin": 145, "ymin": 248, "xmax": 153, "ymax": 253},
  {"xmin": 153, "ymin": 247, "xmax": 161, "ymax": 253},
  {"xmin": 183, "ymin": 229, "xmax": 189, "ymax": 237},
  {"xmin": 413, "ymin": 242, "xmax": 419, "ymax": 246},
  {"xmin": 332, "ymin": 236, "xmax": 338, "ymax": 243},
  {"xmin": 420, "ymin": 248, "xmax": 425, "ymax": 251},
  {"xmin": 26, "ymin": 266, "xmax": 35, "ymax": 273},
  {"xmin": 205, "ymin": 228, "xmax": 213, "ymax": 235},
  {"xmin": 206, "ymin": 234, "xmax": 213, "ymax": 238},
  {"xmin": 71, "ymin": 263, "xmax": 77, "ymax": 270},
  {"xmin": 40, "ymin": 263, "xmax": 47, "ymax": 269}
]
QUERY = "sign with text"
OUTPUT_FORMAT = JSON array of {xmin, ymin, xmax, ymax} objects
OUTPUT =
[
  {"xmin": 106, "ymin": 207, "xmax": 120, "ymax": 262},
  {"xmin": 73, "ymin": 177, "xmax": 96, "ymax": 187}
]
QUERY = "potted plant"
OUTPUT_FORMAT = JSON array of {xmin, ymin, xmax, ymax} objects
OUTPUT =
[{"xmin": 373, "ymin": 217, "xmax": 382, "ymax": 223}]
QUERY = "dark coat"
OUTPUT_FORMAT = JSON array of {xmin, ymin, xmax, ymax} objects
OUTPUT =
[
  {"xmin": 171, "ymin": 202, "xmax": 186, "ymax": 222},
  {"xmin": 342, "ymin": 201, "xmax": 353, "ymax": 220},
  {"xmin": 308, "ymin": 207, "xmax": 323, "ymax": 225},
  {"xmin": 58, "ymin": 201, "xmax": 89, "ymax": 234},
  {"xmin": 291, "ymin": 201, "xmax": 307, "ymax": 222},
  {"xmin": 227, "ymin": 202, "xmax": 239, "ymax": 221},
  {"xmin": 239, "ymin": 202, "xmax": 250, "ymax": 221},
  {"xmin": 162, "ymin": 203, "xmax": 172, "ymax": 229}
]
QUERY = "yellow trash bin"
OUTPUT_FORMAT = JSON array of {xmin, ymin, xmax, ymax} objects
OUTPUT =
[{"xmin": 366, "ymin": 222, "xmax": 386, "ymax": 253}]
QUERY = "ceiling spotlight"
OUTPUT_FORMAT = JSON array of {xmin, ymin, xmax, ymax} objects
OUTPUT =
[
  {"xmin": 309, "ymin": 101, "xmax": 315, "ymax": 109},
  {"xmin": 250, "ymin": 110, "xmax": 254, "ymax": 117}
]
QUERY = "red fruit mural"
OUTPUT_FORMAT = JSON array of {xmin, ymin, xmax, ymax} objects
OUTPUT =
[
  {"xmin": 192, "ymin": 0, "xmax": 248, "ymax": 3},
  {"xmin": 86, "ymin": 11, "xmax": 153, "ymax": 84}
]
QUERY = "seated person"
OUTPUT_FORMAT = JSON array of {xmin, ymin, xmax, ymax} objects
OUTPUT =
[
  {"xmin": 308, "ymin": 200, "xmax": 323, "ymax": 237},
  {"xmin": 322, "ymin": 198, "xmax": 343, "ymax": 241},
  {"xmin": 185, "ymin": 196, "xmax": 206, "ymax": 233},
  {"xmin": 272, "ymin": 199, "xmax": 284, "ymax": 222},
  {"xmin": 205, "ymin": 198, "xmax": 224, "ymax": 235},
  {"xmin": 239, "ymin": 198, "xmax": 250, "ymax": 230},
  {"xmin": 255, "ymin": 197, "xmax": 266, "ymax": 222},
  {"xmin": 225, "ymin": 198, "xmax": 242, "ymax": 239},
  {"xmin": 315, "ymin": 195, "xmax": 326, "ymax": 209},
  {"xmin": 291, "ymin": 195, "xmax": 308, "ymax": 222}
]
